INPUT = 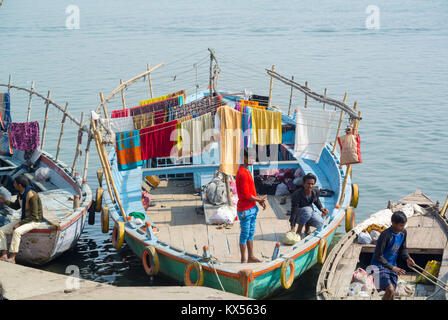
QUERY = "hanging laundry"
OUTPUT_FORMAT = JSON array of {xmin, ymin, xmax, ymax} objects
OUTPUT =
[
  {"xmin": 250, "ymin": 94, "xmax": 269, "ymax": 107},
  {"xmin": 140, "ymin": 120, "xmax": 178, "ymax": 160},
  {"xmin": 217, "ymin": 106, "xmax": 242, "ymax": 176},
  {"xmin": 177, "ymin": 117, "xmax": 194, "ymax": 157},
  {"xmin": 130, "ymin": 96, "xmax": 181, "ymax": 117},
  {"xmin": 251, "ymin": 108, "xmax": 282, "ymax": 146},
  {"xmin": 139, "ymin": 90, "xmax": 186, "ymax": 106},
  {"xmin": 338, "ymin": 132, "xmax": 362, "ymax": 165},
  {"xmin": 1, "ymin": 93, "xmax": 12, "ymax": 131},
  {"xmin": 154, "ymin": 109, "xmax": 167, "ymax": 125},
  {"xmin": 293, "ymin": 108, "xmax": 337, "ymax": 163},
  {"xmin": 115, "ymin": 130, "xmax": 143, "ymax": 171},
  {"xmin": 111, "ymin": 109, "xmax": 129, "ymax": 119},
  {"xmin": 132, "ymin": 112, "xmax": 155, "ymax": 130},
  {"xmin": 191, "ymin": 112, "xmax": 214, "ymax": 156},
  {"xmin": 239, "ymin": 99, "xmax": 259, "ymax": 107},
  {"xmin": 241, "ymin": 106, "xmax": 253, "ymax": 148},
  {"xmin": 9, "ymin": 122, "xmax": 40, "ymax": 152}
]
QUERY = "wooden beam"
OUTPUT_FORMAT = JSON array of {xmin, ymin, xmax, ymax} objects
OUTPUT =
[
  {"xmin": 26, "ymin": 81, "xmax": 35, "ymax": 122},
  {"xmin": 55, "ymin": 102, "xmax": 69, "ymax": 161},
  {"xmin": 287, "ymin": 75, "xmax": 294, "ymax": 116},
  {"xmin": 331, "ymin": 92, "xmax": 348, "ymax": 155},
  {"xmin": 40, "ymin": 90, "xmax": 51, "ymax": 150},
  {"xmin": 99, "ymin": 92, "xmax": 108, "ymax": 119},
  {"xmin": 71, "ymin": 111, "xmax": 84, "ymax": 175},
  {"xmin": 268, "ymin": 65, "xmax": 275, "ymax": 108},
  {"xmin": 147, "ymin": 63, "xmax": 154, "ymax": 99},
  {"xmin": 323, "ymin": 88, "xmax": 328, "ymax": 110},
  {"xmin": 304, "ymin": 81, "xmax": 309, "ymax": 108},
  {"xmin": 120, "ymin": 79, "xmax": 126, "ymax": 110}
]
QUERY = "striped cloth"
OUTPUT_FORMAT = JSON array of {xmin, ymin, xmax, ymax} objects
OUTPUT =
[{"xmin": 115, "ymin": 130, "xmax": 143, "ymax": 171}]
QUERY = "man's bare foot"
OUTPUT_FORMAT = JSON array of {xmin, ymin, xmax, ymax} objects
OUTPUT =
[
  {"xmin": 248, "ymin": 256, "xmax": 262, "ymax": 263},
  {"xmin": 241, "ymin": 258, "xmax": 247, "ymax": 263},
  {"xmin": 6, "ymin": 258, "xmax": 15, "ymax": 264},
  {"xmin": 0, "ymin": 255, "xmax": 8, "ymax": 261}
]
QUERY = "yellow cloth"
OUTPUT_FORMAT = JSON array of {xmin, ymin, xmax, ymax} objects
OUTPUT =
[
  {"xmin": 217, "ymin": 106, "xmax": 242, "ymax": 176},
  {"xmin": 139, "ymin": 89, "xmax": 186, "ymax": 106},
  {"xmin": 251, "ymin": 108, "xmax": 282, "ymax": 146}
]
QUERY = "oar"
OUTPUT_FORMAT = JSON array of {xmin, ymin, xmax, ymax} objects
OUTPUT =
[
  {"xmin": 409, "ymin": 266, "xmax": 448, "ymax": 293},
  {"xmin": 412, "ymin": 263, "xmax": 448, "ymax": 288}
]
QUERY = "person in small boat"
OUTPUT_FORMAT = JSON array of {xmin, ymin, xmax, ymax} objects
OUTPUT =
[
  {"xmin": 289, "ymin": 173, "xmax": 329, "ymax": 237},
  {"xmin": 370, "ymin": 211, "xmax": 416, "ymax": 300},
  {"xmin": 236, "ymin": 147, "xmax": 266, "ymax": 263},
  {"xmin": 0, "ymin": 183, "xmax": 13, "ymax": 226},
  {"xmin": 0, "ymin": 175, "xmax": 43, "ymax": 264},
  {"xmin": 0, "ymin": 150, "xmax": 41, "ymax": 194}
]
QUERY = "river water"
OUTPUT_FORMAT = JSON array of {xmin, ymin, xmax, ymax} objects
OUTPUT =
[{"xmin": 1, "ymin": 0, "xmax": 447, "ymax": 299}]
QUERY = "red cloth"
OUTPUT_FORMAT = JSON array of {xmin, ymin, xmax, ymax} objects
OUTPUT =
[
  {"xmin": 154, "ymin": 110, "xmax": 166, "ymax": 124},
  {"xmin": 140, "ymin": 120, "xmax": 178, "ymax": 160},
  {"xmin": 236, "ymin": 165, "xmax": 257, "ymax": 212},
  {"xmin": 111, "ymin": 109, "xmax": 129, "ymax": 119}
]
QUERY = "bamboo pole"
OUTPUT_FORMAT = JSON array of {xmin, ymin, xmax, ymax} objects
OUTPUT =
[
  {"xmin": 55, "ymin": 102, "xmax": 69, "ymax": 161},
  {"xmin": 268, "ymin": 65, "xmax": 275, "ymax": 109},
  {"xmin": 71, "ymin": 111, "xmax": 84, "ymax": 175},
  {"xmin": 7, "ymin": 75, "xmax": 12, "ymax": 95},
  {"xmin": 40, "ymin": 90, "xmax": 51, "ymax": 150},
  {"xmin": 99, "ymin": 92, "xmax": 109, "ymax": 119},
  {"xmin": 287, "ymin": 75, "xmax": 294, "ymax": 116},
  {"xmin": 92, "ymin": 120, "xmax": 127, "ymax": 219},
  {"xmin": 26, "ymin": 81, "xmax": 35, "ymax": 122},
  {"xmin": 81, "ymin": 133, "xmax": 92, "ymax": 185},
  {"xmin": 147, "ymin": 63, "xmax": 154, "ymax": 99},
  {"xmin": 440, "ymin": 195, "xmax": 448, "ymax": 217},
  {"xmin": 304, "ymin": 81, "xmax": 309, "ymax": 108},
  {"xmin": 338, "ymin": 110, "xmax": 361, "ymax": 206},
  {"xmin": 331, "ymin": 92, "xmax": 348, "ymax": 155},
  {"xmin": 91, "ymin": 119, "xmax": 115, "ymax": 203},
  {"xmin": 224, "ymin": 174, "xmax": 232, "ymax": 206},
  {"xmin": 323, "ymin": 88, "xmax": 328, "ymax": 110},
  {"xmin": 120, "ymin": 79, "xmax": 127, "ymax": 110}
]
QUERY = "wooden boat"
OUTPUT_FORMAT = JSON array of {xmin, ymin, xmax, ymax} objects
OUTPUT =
[
  {"xmin": 316, "ymin": 190, "xmax": 448, "ymax": 300},
  {"xmin": 0, "ymin": 79, "xmax": 93, "ymax": 265},
  {"xmin": 90, "ymin": 50, "xmax": 363, "ymax": 298}
]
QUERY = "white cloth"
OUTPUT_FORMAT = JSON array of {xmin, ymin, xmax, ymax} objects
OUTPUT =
[
  {"xmin": 293, "ymin": 108, "xmax": 337, "ymax": 162},
  {"xmin": 0, "ymin": 220, "xmax": 41, "ymax": 253},
  {"xmin": 98, "ymin": 116, "xmax": 134, "ymax": 145}
]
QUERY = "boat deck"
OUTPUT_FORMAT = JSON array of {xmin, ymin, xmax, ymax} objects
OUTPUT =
[
  {"xmin": 148, "ymin": 180, "xmax": 301, "ymax": 265},
  {"xmin": 321, "ymin": 204, "xmax": 448, "ymax": 300}
]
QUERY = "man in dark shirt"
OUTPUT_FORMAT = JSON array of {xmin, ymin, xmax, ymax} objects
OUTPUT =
[
  {"xmin": 370, "ymin": 211, "xmax": 415, "ymax": 300},
  {"xmin": 290, "ymin": 173, "xmax": 329, "ymax": 237}
]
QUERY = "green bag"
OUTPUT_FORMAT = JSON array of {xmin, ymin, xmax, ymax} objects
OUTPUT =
[{"xmin": 129, "ymin": 212, "xmax": 146, "ymax": 220}]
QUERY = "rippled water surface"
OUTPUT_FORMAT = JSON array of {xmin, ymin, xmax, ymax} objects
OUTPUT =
[{"xmin": 1, "ymin": 0, "xmax": 447, "ymax": 299}]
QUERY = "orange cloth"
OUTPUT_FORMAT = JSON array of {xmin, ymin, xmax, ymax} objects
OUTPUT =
[{"xmin": 217, "ymin": 106, "xmax": 242, "ymax": 176}]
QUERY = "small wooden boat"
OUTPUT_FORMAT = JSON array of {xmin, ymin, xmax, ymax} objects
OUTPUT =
[
  {"xmin": 0, "ymin": 79, "xmax": 93, "ymax": 265},
  {"xmin": 90, "ymin": 50, "xmax": 364, "ymax": 298},
  {"xmin": 316, "ymin": 190, "xmax": 448, "ymax": 300}
]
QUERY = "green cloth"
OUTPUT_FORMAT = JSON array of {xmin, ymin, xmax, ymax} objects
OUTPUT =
[{"xmin": 129, "ymin": 211, "xmax": 146, "ymax": 220}]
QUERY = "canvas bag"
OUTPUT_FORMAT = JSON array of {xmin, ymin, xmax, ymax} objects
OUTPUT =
[
  {"xmin": 205, "ymin": 177, "xmax": 227, "ymax": 205},
  {"xmin": 338, "ymin": 133, "xmax": 362, "ymax": 165}
]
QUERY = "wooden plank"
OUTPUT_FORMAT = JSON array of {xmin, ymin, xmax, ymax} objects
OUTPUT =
[
  {"xmin": 333, "ymin": 257, "xmax": 359, "ymax": 297},
  {"xmin": 169, "ymin": 225, "xmax": 185, "ymax": 252},
  {"xmin": 421, "ymin": 215, "xmax": 435, "ymax": 228}
]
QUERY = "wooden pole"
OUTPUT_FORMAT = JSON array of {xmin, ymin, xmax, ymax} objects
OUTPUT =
[
  {"xmin": 338, "ymin": 110, "xmax": 361, "ymax": 206},
  {"xmin": 7, "ymin": 74, "xmax": 12, "ymax": 95},
  {"xmin": 71, "ymin": 111, "xmax": 84, "ymax": 175},
  {"xmin": 440, "ymin": 195, "xmax": 448, "ymax": 217},
  {"xmin": 268, "ymin": 65, "xmax": 275, "ymax": 109},
  {"xmin": 287, "ymin": 75, "xmax": 294, "ymax": 117},
  {"xmin": 91, "ymin": 119, "xmax": 116, "ymax": 203},
  {"xmin": 323, "ymin": 88, "xmax": 328, "ymax": 110},
  {"xmin": 26, "ymin": 81, "xmax": 35, "ymax": 122},
  {"xmin": 99, "ymin": 92, "xmax": 109, "ymax": 119},
  {"xmin": 331, "ymin": 92, "xmax": 348, "ymax": 155},
  {"xmin": 40, "ymin": 90, "xmax": 51, "ymax": 150},
  {"xmin": 120, "ymin": 79, "xmax": 127, "ymax": 110},
  {"xmin": 304, "ymin": 81, "xmax": 309, "ymax": 108},
  {"xmin": 55, "ymin": 102, "xmax": 69, "ymax": 161},
  {"xmin": 81, "ymin": 132, "xmax": 92, "ymax": 185},
  {"xmin": 224, "ymin": 174, "xmax": 232, "ymax": 206},
  {"xmin": 147, "ymin": 63, "xmax": 154, "ymax": 99}
]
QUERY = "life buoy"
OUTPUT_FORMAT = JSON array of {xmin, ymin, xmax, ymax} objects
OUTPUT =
[
  {"xmin": 317, "ymin": 238, "xmax": 328, "ymax": 264},
  {"xmin": 101, "ymin": 206, "xmax": 109, "ymax": 234},
  {"xmin": 351, "ymin": 183, "xmax": 359, "ymax": 208},
  {"xmin": 112, "ymin": 221, "xmax": 125, "ymax": 249},
  {"xmin": 345, "ymin": 206, "xmax": 355, "ymax": 232},
  {"xmin": 184, "ymin": 261, "xmax": 204, "ymax": 286},
  {"xmin": 280, "ymin": 259, "xmax": 295, "ymax": 289},
  {"xmin": 95, "ymin": 187, "xmax": 103, "ymax": 212},
  {"xmin": 142, "ymin": 246, "xmax": 159, "ymax": 276}
]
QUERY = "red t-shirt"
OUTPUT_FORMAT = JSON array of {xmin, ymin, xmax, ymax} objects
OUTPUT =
[{"xmin": 236, "ymin": 165, "xmax": 257, "ymax": 212}]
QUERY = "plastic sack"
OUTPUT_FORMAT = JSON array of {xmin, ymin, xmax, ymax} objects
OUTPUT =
[
  {"xmin": 142, "ymin": 190, "xmax": 151, "ymax": 210},
  {"xmin": 34, "ymin": 167, "xmax": 50, "ymax": 182},
  {"xmin": 415, "ymin": 260, "xmax": 441, "ymax": 284},
  {"xmin": 352, "ymin": 268, "xmax": 368, "ymax": 284},
  {"xmin": 208, "ymin": 205, "xmax": 236, "ymax": 224},
  {"xmin": 338, "ymin": 133, "xmax": 362, "ymax": 165},
  {"xmin": 347, "ymin": 282, "xmax": 364, "ymax": 296},
  {"xmin": 369, "ymin": 230, "xmax": 381, "ymax": 244},
  {"xmin": 396, "ymin": 280, "xmax": 415, "ymax": 297},
  {"xmin": 357, "ymin": 231, "xmax": 372, "ymax": 244},
  {"xmin": 282, "ymin": 231, "xmax": 301, "ymax": 245},
  {"xmin": 205, "ymin": 177, "xmax": 227, "ymax": 205},
  {"xmin": 275, "ymin": 183, "xmax": 290, "ymax": 196}
]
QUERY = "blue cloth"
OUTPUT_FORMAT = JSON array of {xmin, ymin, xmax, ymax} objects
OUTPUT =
[
  {"xmin": 0, "ymin": 215, "xmax": 9, "ymax": 226},
  {"xmin": 371, "ymin": 231, "xmax": 405, "ymax": 268},
  {"xmin": 19, "ymin": 185, "xmax": 37, "ymax": 220},
  {"xmin": 2, "ymin": 93, "xmax": 12, "ymax": 131},
  {"xmin": 237, "ymin": 205, "xmax": 258, "ymax": 245}
]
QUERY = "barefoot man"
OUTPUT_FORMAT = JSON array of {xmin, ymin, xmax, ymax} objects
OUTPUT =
[{"xmin": 236, "ymin": 147, "xmax": 266, "ymax": 263}]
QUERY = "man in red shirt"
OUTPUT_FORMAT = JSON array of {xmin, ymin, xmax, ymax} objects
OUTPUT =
[{"xmin": 236, "ymin": 147, "xmax": 266, "ymax": 263}]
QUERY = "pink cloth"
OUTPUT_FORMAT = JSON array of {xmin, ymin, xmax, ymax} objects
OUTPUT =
[
  {"xmin": 10, "ymin": 122, "xmax": 40, "ymax": 151},
  {"xmin": 111, "ymin": 109, "xmax": 129, "ymax": 119}
]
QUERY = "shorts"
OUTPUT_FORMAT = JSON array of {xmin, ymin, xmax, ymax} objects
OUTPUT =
[
  {"xmin": 375, "ymin": 265, "xmax": 398, "ymax": 290},
  {"xmin": 289, "ymin": 206, "xmax": 323, "ymax": 228},
  {"xmin": 237, "ymin": 205, "xmax": 259, "ymax": 245}
]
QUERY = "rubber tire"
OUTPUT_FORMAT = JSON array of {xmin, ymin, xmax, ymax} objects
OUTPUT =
[
  {"xmin": 317, "ymin": 238, "xmax": 328, "ymax": 264},
  {"xmin": 95, "ymin": 187, "xmax": 103, "ymax": 213},
  {"xmin": 351, "ymin": 183, "xmax": 359, "ymax": 208},
  {"xmin": 345, "ymin": 206, "xmax": 355, "ymax": 232},
  {"xmin": 101, "ymin": 206, "xmax": 109, "ymax": 234},
  {"xmin": 184, "ymin": 261, "xmax": 204, "ymax": 286},
  {"xmin": 280, "ymin": 259, "xmax": 295, "ymax": 289},
  {"xmin": 112, "ymin": 221, "xmax": 125, "ymax": 249},
  {"xmin": 142, "ymin": 246, "xmax": 160, "ymax": 276}
]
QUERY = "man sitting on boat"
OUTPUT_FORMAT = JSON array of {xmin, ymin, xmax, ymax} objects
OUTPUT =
[
  {"xmin": 289, "ymin": 173, "xmax": 329, "ymax": 237},
  {"xmin": 236, "ymin": 147, "xmax": 267, "ymax": 263},
  {"xmin": 370, "ymin": 211, "xmax": 415, "ymax": 300},
  {"xmin": 0, "ymin": 175, "xmax": 43, "ymax": 264}
]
